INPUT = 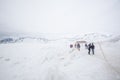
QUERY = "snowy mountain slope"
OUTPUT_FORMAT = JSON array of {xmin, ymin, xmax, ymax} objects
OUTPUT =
[
  {"xmin": 68, "ymin": 33, "xmax": 113, "ymax": 42},
  {"xmin": 0, "ymin": 33, "xmax": 115, "ymax": 44},
  {"xmin": 109, "ymin": 35, "xmax": 120, "ymax": 42},
  {"xmin": 0, "ymin": 34, "xmax": 120, "ymax": 80},
  {"xmin": 0, "ymin": 37, "xmax": 48, "ymax": 44}
]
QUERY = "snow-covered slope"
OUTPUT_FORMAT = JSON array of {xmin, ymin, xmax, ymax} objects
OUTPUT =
[
  {"xmin": 0, "ymin": 33, "xmax": 115, "ymax": 44},
  {"xmin": 109, "ymin": 35, "xmax": 120, "ymax": 42},
  {"xmin": 68, "ymin": 33, "xmax": 113, "ymax": 42},
  {"xmin": 0, "ymin": 37, "xmax": 48, "ymax": 44},
  {"xmin": 0, "ymin": 33, "xmax": 120, "ymax": 80},
  {"xmin": 0, "ymin": 39, "xmax": 120, "ymax": 80}
]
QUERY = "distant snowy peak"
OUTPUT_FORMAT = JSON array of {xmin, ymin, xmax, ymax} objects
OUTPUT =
[
  {"xmin": 0, "ymin": 37, "xmax": 48, "ymax": 44},
  {"xmin": 0, "ymin": 33, "xmax": 119, "ymax": 44},
  {"xmin": 0, "ymin": 38, "xmax": 14, "ymax": 43}
]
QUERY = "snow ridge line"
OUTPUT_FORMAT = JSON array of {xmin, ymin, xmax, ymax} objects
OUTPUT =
[{"xmin": 98, "ymin": 42, "xmax": 120, "ymax": 77}]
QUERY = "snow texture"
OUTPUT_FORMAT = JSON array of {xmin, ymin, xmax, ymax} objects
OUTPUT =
[{"xmin": 0, "ymin": 33, "xmax": 120, "ymax": 80}]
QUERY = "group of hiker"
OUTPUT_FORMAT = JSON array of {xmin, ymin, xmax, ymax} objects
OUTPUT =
[
  {"xmin": 85, "ymin": 43, "xmax": 95, "ymax": 55},
  {"xmin": 70, "ymin": 41, "xmax": 81, "ymax": 51},
  {"xmin": 70, "ymin": 42, "xmax": 95, "ymax": 55}
]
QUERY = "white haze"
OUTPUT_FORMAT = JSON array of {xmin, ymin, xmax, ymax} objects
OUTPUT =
[{"xmin": 0, "ymin": 0, "xmax": 120, "ymax": 34}]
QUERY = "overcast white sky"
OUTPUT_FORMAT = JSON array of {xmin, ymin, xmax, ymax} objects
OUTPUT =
[{"xmin": 0, "ymin": 0, "xmax": 120, "ymax": 34}]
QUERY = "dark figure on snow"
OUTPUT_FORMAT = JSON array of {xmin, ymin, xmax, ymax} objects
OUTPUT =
[
  {"xmin": 77, "ymin": 43, "xmax": 80, "ymax": 51},
  {"xmin": 70, "ymin": 44, "xmax": 73, "ymax": 48},
  {"xmin": 88, "ymin": 43, "xmax": 91, "ymax": 55},
  {"xmin": 88, "ymin": 43, "xmax": 95, "ymax": 55}
]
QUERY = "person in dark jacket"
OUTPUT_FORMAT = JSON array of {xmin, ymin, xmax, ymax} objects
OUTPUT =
[
  {"xmin": 70, "ymin": 44, "xmax": 73, "ymax": 48},
  {"xmin": 77, "ymin": 43, "xmax": 80, "ymax": 51},
  {"xmin": 88, "ymin": 43, "xmax": 95, "ymax": 55},
  {"xmin": 88, "ymin": 43, "xmax": 91, "ymax": 55},
  {"xmin": 91, "ymin": 43, "xmax": 95, "ymax": 55}
]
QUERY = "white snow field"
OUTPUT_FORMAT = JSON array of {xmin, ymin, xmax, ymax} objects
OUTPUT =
[{"xmin": 0, "ymin": 34, "xmax": 120, "ymax": 80}]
